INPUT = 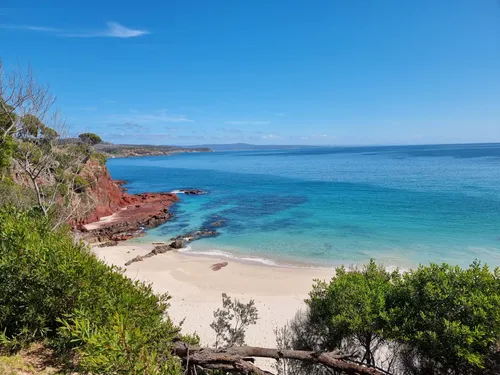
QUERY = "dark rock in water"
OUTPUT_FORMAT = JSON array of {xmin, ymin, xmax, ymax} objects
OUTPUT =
[
  {"xmin": 171, "ymin": 229, "xmax": 217, "ymax": 242},
  {"xmin": 210, "ymin": 220, "xmax": 225, "ymax": 227},
  {"xmin": 124, "ymin": 228, "xmax": 217, "ymax": 266},
  {"xmin": 170, "ymin": 239, "xmax": 185, "ymax": 249},
  {"xmin": 177, "ymin": 189, "xmax": 206, "ymax": 195}
]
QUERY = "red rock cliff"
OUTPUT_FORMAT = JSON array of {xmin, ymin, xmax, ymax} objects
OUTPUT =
[
  {"xmin": 72, "ymin": 160, "xmax": 179, "ymax": 241},
  {"xmin": 78, "ymin": 159, "xmax": 126, "ymax": 224}
]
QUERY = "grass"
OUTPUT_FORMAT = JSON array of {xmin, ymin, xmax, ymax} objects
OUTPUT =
[{"xmin": 0, "ymin": 344, "xmax": 60, "ymax": 375}]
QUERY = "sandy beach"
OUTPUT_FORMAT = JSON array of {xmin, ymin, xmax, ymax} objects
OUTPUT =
[{"xmin": 93, "ymin": 243, "xmax": 335, "ymax": 349}]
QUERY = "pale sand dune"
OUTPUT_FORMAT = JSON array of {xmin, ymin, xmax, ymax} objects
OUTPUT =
[{"xmin": 93, "ymin": 243, "xmax": 335, "ymax": 349}]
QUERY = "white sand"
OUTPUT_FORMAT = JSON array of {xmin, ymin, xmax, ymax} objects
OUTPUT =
[{"xmin": 93, "ymin": 243, "xmax": 335, "ymax": 349}]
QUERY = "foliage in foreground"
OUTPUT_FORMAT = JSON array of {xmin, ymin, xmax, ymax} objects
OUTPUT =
[
  {"xmin": 0, "ymin": 207, "xmax": 196, "ymax": 374},
  {"xmin": 210, "ymin": 293, "xmax": 258, "ymax": 349},
  {"xmin": 277, "ymin": 260, "xmax": 500, "ymax": 375}
]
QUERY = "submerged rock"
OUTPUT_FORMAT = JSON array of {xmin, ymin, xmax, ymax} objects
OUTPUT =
[
  {"xmin": 178, "ymin": 189, "xmax": 206, "ymax": 195},
  {"xmin": 171, "ymin": 229, "xmax": 217, "ymax": 242},
  {"xmin": 210, "ymin": 220, "xmax": 225, "ymax": 227}
]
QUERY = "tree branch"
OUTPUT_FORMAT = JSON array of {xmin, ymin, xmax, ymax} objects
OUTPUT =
[{"xmin": 174, "ymin": 343, "xmax": 386, "ymax": 375}]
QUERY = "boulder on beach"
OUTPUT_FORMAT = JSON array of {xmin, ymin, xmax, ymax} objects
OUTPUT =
[{"xmin": 211, "ymin": 262, "xmax": 228, "ymax": 271}]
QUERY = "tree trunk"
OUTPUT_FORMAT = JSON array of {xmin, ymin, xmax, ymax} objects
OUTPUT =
[{"xmin": 174, "ymin": 342, "xmax": 386, "ymax": 375}]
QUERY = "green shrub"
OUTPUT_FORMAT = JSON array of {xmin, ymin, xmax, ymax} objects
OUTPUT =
[
  {"xmin": 304, "ymin": 260, "xmax": 500, "ymax": 375},
  {"xmin": 0, "ymin": 206, "xmax": 192, "ymax": 374},
  {"xmin": 72, "ymin": 175, "xmax": 89, "ymax": 192},
  {"xmin": 0, "ymin": 181, "xmax": 36, "ymax": 211},
  {"xmin": 307, "ymin": 260, "xmax": 395, "ymax": 366},
  {"xmin": 90, "ymin": 152, "xmax": 107, "ymax": 165},
  {"xmin": 387, "ymin": 262, "xmax": 500, "ymax": 373},
  {"xmin": 78, "ymin": 133, "xmax": 102, "ymax": 146}
]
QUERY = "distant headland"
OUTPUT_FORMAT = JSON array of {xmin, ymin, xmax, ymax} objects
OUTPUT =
[{"xmin": 93, "ymin": 142, "xmax": 212, "ymax": 158}]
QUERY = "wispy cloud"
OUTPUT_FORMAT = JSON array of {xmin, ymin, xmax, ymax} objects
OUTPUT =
[
  {"xmin": 108, "ymin": 122, "xmax": 146, "ymax": 130},
  {"xmin": 261, "ymin": 133, "xmax": 281, "ymax": 140},
  {"xmin": 217, "ymin": 127, "xmax": 244, "ymax": 133},
  {"xmin": 274, "ymin": 112, "xmax": 286, "ymax": 117},
  {"xmin": 0, "ymin": 21, "xmax": 149, "ymax": 38},
  {"xmin": 224, "ymin": 120, "xmax": 270, "ymax": 125},
  {"xmin": 1, "ymin": 25, "xmax": 59, "ymax": 32},
  {"xmin": 110, "ymin": 110, "xmax": 193, "ymax": 124}
]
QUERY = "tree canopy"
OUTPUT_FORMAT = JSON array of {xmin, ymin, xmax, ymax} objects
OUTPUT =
[
  {"xmin": 279, "ymin": 260, "xmax": 500, "ymax": 375},
  {"xmin": 78, "ymin": 132, "xmax": 102, "ymax": 146}
]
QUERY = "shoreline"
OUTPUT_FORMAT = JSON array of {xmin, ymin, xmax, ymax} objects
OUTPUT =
[
  {"xmin": 93, "ymin": 242, "xmax": 334, "ymax": 350},
  {"xmin": 130, "ymin": 236, "xmax": 415, "ymax": 271}
]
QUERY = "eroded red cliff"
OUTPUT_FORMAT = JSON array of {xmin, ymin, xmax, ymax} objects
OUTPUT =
[{"xmin": 73, "ymin": 160, "xmax": 179, "ymax": 242}]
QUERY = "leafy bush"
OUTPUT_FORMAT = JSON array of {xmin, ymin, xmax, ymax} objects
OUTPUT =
[
  {"xmin": 210, "ymin": 293, "xmax": 258, "ymax": 349},
  {"xmin": 0, "ymin": 180, "xmax": 35, "ymax": 210},
  {"xmin": 72, "ymin": 175, "xmax": 89, "ymax": 192},
  {"xmin": 0, "ymin": 206, "xmax": 193, "ymax": 374},
  {"xmin": 90, "ymin": 151, "xmax": 107, "ymax": 165},
  {"xmin": 301, "ymin": 260, "xmax": 500, "ymax": 375},
  {"xmin": 307, "ymin": 260, "xmax": 395, "ymax": 365},
  {"xmin": 387, "ymin": 261, "xmax": 500, "ymax": 374},
  {"xmin": 78, "ymin": 132, "xmax": 102, "ymax": 146}
]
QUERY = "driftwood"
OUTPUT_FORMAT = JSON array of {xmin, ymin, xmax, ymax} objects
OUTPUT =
[{"xmin": 174, "ymin": 342, "xmax": 386, "ymax": 375}]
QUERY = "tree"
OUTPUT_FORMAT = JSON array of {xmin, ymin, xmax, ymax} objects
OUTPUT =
[
  {"xmin": 0, "ymin": 60, "xmax": 55, "ymax": 143},
  {"xmin": 0, "ymin": 99, "xmax": 16, "ymax": 176},
  {"xmin": 0, "ymin": 60, "xmax": 97, "ymax": 227},
  {"xmin": 78, "ymin": 132, "xmax": 102, "ymax": 146},
  {"xmin": 210, "ymin": 293, "xmax": 259, "ymax": 349},
  {"xmin": 387, "ymin": 261, "xmax": 500, "ymax": 375},
  {"xmin": 276, "ymin": 261, "xmax": 500, "ymax": 375},
  {"xmin": 306, "ymin": 260, "xmax": 396, "ymax": 368}
]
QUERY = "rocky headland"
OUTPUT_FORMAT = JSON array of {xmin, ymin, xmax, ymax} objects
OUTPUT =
[
  {"xmin": 73, "ymin": 160, "xmax": 180, "ymax": 242},
  {"xmin": 73, "ymin": 159, "xmax": 212, "ymax": 244},
  {"xmin": 94, "ymin": 143, "xmax": 212, "ymax": 158}
]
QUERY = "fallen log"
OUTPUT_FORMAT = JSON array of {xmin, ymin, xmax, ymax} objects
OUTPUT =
[{"xmin": 174, "ymin": 342, "xmax": 386, "ymax": 375}]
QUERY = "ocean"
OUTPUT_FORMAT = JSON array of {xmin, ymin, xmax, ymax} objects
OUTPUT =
[{"xmin": 106, "ymin": 143, "xmax": 500, "ymax": 269}]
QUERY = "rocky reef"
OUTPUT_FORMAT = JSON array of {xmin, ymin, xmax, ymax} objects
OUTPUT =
[{"xmin": 124, "ymin": 229, "xmax": 218, "ymax": 266}]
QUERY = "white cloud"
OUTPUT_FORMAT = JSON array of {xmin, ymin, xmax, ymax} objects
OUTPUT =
[
  {"xmin": 110, "ymin": 110, "xmax": 193, "ymax": 124},
  {"xmin": 218, "ymin": 127, "xmax": 244, "ymax": 133},
  {"xmin": 0, "ymin": 21, "xmax": 149, "ymax": 38},
  {"xmin": 0, "ymin": 24, "xmax": 59, "ymax": 32},
  {"xmin": 224, "ymin": 120, "xmax": 270, "ymax": 125},
  {"xmin": 262, "ymin": 133, "xmax": 280, "ymax": 139},
  {"xmin": 274, "ymin": 112, "xmax": 286, "ymax": 117}
]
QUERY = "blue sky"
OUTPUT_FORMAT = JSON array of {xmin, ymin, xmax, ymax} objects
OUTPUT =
[{"xmin": 1, "ymin": 0, "xmax": 499, "ymax": 145}]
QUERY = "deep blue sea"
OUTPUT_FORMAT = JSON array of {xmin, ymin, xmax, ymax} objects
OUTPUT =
[{"xmin": 106, "ymin": 144, "xmax": 500, "ymax": 269}]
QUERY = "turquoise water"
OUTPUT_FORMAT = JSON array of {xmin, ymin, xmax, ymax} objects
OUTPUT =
[{"xmin": 106, "ymin": 144, "xmax": 500, "ymax": 269}]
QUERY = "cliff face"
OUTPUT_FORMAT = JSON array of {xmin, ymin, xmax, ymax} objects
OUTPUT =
[
  {"xmin": 73, "ymin": 160, "xmax": 179, "ymax": 241},
  {"xmin": 76, "ymin": 159, "xmax": 126, "ymax": 224}
]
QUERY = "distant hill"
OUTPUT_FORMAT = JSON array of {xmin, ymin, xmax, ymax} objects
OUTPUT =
[
  {"xmin": 184, "ymin": 143, "xmax": 322, "ymax": 151},
  {"xmin": 94, "ymin": 143, "xmax": 212, "ymax": 158}
]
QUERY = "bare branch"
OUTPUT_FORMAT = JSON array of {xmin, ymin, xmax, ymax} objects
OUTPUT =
[{"xmin": 174, "ymin": 343, "xmax": 386, "ymax": 375}]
